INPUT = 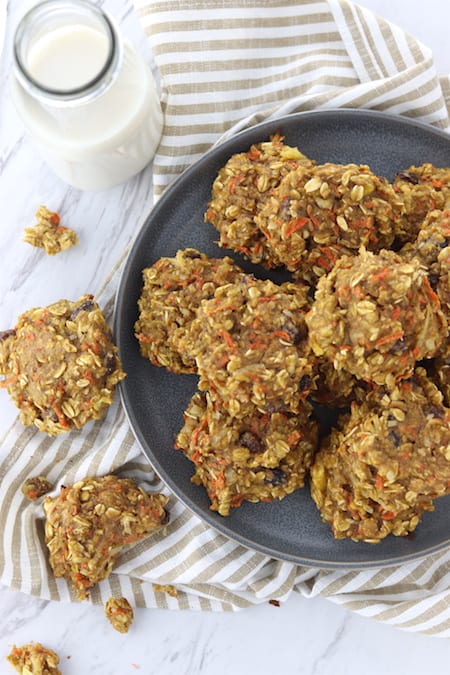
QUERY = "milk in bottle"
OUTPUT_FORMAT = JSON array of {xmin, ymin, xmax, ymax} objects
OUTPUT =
[{"xmin": 12, "ymin": 0, "xmax": 163, "ymax": 191}]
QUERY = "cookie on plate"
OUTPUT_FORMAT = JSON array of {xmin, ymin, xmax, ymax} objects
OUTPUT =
[
  {"xmin": 176, "ymin": 391, "xmax": 318, "ymax": 515},
  {"xmin": 182, "ymin": 276, "xmax": 313, "ymax": 417},
  {"xmin": 306, "ymin": 248, "xmax": 447, "ymax": 385},
  {"xmin": 135, "ymin": 248, "xmax": 246, "ymax": 374},
  {"xmin": 205, "ymin": 135, "xmax": 313, "ymax": 267},
  {"xmin": 310, "ymin": 369, "xmax": 450, "ymax": 542},
  {"xmin": 256, "ymin": 162, "xmax": 401, "ymax": 283}
]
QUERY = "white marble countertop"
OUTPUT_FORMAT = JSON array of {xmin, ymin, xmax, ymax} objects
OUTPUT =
[{"xmin": 1, "ymin": 1, "xmax": 450, "ymax": 673}]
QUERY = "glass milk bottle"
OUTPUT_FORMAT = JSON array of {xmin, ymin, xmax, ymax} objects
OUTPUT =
[{"xmin": 11, "ymin": 0, "xmax": 163, "ymax": 191}]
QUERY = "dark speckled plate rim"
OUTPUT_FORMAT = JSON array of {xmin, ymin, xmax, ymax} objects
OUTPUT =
[{"xmin": 114, "ymin": 108, "xmax": 450, "ymax": 569}]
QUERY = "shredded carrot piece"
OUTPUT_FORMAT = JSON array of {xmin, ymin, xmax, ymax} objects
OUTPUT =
[
  {"xmin": 219, "ymin": 328, "xmax": 237, "ymax": 352},
  {"xmin": 228, "ymin": 174, "xmax": 243, "ymax": 194},
  {"xmin": 49, "ymin": 211, "xmax": 61, "ymax": 226},
  {"xmin": 247, "ymin": 146, "xmax": 262, "ymax": 161},
  {"xmin": 381, "ymin": 510, "xmax": 395, "ymax": 521},
  {"xmin": 375, "ymin": 474, "xmax": 384, "ymax": 490},
  {"xmin": 370, "ymin": 267, "xmax": 390, "ymax": 283},
  {"xmin": 285, "ymin": 216, "xmax": 310, "ymax": 237},
  {"xmin": 273, "ymin": 330, "xmax": 292, "ymax": 342},
  {"xmin": 375, "ymin": 331, "xmax": 404, "ymax": 348}
]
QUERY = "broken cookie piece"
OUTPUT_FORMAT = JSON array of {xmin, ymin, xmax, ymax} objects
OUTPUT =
[
  {"xmin": 153, "ymin": 583, "xmax": 178, "ymax": 598},
  {"xmin": 23, "ymin": 206, "xmax": 78, "ymax": 255},
  {"xmin": 43, "ymin": 475, "xmax": 169, "ymax": 600},
  {"xmin": 21, "ymin": 476, "xmax": 53, "ymax": 500},
  {"xmin": 7, "ymin": 642, "xmax": 61, "ymax": 675},
  {"xmin": 105, "ymin": 596, "xmax": 134, "ymax": 633}
]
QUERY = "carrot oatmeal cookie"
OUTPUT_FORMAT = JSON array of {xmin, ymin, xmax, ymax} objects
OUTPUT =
[
  {"xmin": 105, "ymin": 597, "xmax": 134, "ymax": 633},
  {"xmin": 182, "ymin": 277, "xmax": 313, "ymax": 418},
  {"xmin": 428, "ymin": 245, "xmax": 450, "ymax": 405},
  {"xmin": 176, "ymin": 391, "xmax": 318, "ymax": 515},
  {"xmin": 310, "ymin": 369, "xmax": 450, "ymax": 542},
  {"xmin": 255, "ymin": 162, "xmax": 401, "ymax": 283},
  {"xmin": 305, "ymin": 248, "xmax": 447, "ymax": 385},
  {"xmin": 7, "ymin": 642, "xmax": 61, "ymax": 675},
  {"xmin": 436, "ymin": 243, "xmax": 450, "ymax": 315},
  {"xmin": 204, "ymin": 135, "xmax": 313, "ymax": 267},
  {"xmin": 400, "ymin": 208, "xmax": 450, "ymax": 288},
  {"xmin": 393, "ymin": 164, "xmax": 450, "ymax": 243},
  {"xmin": 135, "ymin": 248, "xmax": 245, "ymax": 373},
  {"xmin": 23, "ymin": 205, "xmax": 78, "ymax": 255},
  {"xmin": 0, "ymin": 295, "xmax": 125, "ymax": 435},
  {"xmin": 43, "ymin": 475, "xmax": 169, "ymax": 600},
  {"xmin": 399, "ymin": 210, "xmax": 450, "ymax": 400}
]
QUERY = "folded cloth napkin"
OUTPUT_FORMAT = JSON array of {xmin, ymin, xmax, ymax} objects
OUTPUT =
[{"xmin": 2, "ymin": 0, "xmax": 450, "ymax": 637}]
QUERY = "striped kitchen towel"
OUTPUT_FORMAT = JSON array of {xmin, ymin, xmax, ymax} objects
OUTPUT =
[
  {"xmin": 144, "ymin": 0, "xmax": 449, "ymax": 196},
  {"xmin": 2, "ymin": 0, "xmax": 450, "ymax": 637}
]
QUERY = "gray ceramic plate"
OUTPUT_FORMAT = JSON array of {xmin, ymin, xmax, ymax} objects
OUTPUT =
[{"xmin": 114, "ymin": 109, "xmax": 450, "ymax": 568}]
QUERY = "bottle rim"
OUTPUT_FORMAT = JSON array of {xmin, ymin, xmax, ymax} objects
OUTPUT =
[{"xmin": 13, "ymin": 0, "xmax": 122, "ymax": 105}]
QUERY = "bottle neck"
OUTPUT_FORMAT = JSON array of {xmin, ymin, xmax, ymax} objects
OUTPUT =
[{"xmin": 13, "ymin": 0, "xmax": 122, "ymax": 108}]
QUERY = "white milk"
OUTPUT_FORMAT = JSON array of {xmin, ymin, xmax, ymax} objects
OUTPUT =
[
  {"xmin": 12, "ymin": 13, "xmax": 163, "ymax": 191},
  {"xmin": 27, "ymin": 24, "xmax": 110, "ymax": 91}
]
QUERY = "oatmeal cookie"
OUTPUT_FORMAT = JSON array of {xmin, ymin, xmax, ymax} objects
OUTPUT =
[
  {"xmin": 176, "ymin": 391, "xmax": 318, "ymax": 515},
  {"xmin": 205, "ymin": 135, "xmax": 313, "ymax": 267},
  {"xmin": 400, "ymin": 208, "xmax": 450, "ymax": 288},
  {"xmin": 182, "ymin": 277, "xmax": 313, "ymax": 418},
  {"xmin": 7, "ymin": 642, "xmax": 61, "ymax": 675},
  {"xmin": 23, "ymin": 205, "xmax": 78, "ymax": 255},
  {"xmin": 436, "ymin": 244, "xmax": 450, "ymax": 316},
  {"xmin": 135, "ymin": 248, "xmax": 245, "ymax": 373},
  {"xmin": 400, "ymin": 211, "xmax": 450, "ymax": 396},
  {"xmin": 310, "ymin": 369, "xmax": 450, "ymax": 542},
  {"xmin": 105, "ymin": 596, "xmax": 134, "ymax": 633},
  {"xmin": 305, "ymin": 248, "xmax": 447, "ymax": 385},
  {"xmin": 43, "ymin": 475, "xmax": 169, "ymax": 600},
  {"xmin": 393, "ymin": 164, "xmax": 450, "ymax": 243},
  {"xmin": 0, "ymin": 295, "xmax": 125, "ymax": 435},
  {"xmin": 429, "ymin": 242, "xmax": 450, "ymax": 400},
  {"xmin": 256, "ymin": 162, "xmax": 401, "ymax": 283}
]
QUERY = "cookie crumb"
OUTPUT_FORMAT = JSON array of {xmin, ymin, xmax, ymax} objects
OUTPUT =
[
  {"xmin": 7, "ymin": 642, "xmax": 61, "ymax": 674},
  {"xmin": 21, "ymin": 476, "xmax": 53, "ymax": 500},
  {"xmin": 153, "ymin": 583, "xmax": 178, "ymax": 598},
  {"xmin": 105, "ymin": 596, "xmax": 134, "ymax": 633},
  {"xmin": 23, "ymin": 206, "xmax": 78, "ymax": 255}
]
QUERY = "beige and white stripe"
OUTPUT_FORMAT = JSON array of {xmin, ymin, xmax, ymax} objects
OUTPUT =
[
  {"xmin": 2, "ymin": 0, "xmax": 450, "ymax": 636},
  {"xmin": 138, "ymin": 0, "xmax": 449, "ymax": 195}
]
